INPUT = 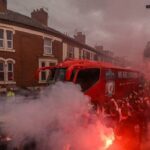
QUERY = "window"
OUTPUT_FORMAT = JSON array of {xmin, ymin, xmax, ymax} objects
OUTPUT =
[
  {"xmin": 6, "ymin": 30, "xmax": 13, "ymax": 49},
  {"xmin": 54, "ymin": 68, "xmax": 66, "ymax": 82},
  {"xmin": 41, "ymin": 62, "xmax": 46, "ymax": 81},
  {"xmin": 81, "ymin": 49, "xmax": 91, "ymax": 59},
  {"xmin": 94, "ymin": 54, "xmax": 98, "ymax": 61},
  {"xmin": 47, "ymin": 68, "xmax": 56, "ymax": 82},
  {"xmin": 117, "ymin": 71, "xmax": 138, "ymax": 79},
  {"xmin": 70, "ymin": 69, "xmax": 76, "ymax": 81},
  {"xmin": 0, "ymin": 29, "xmax": 4, "ymax": 48},
  {"xmin": 0, "ymin": 59, "xmax": 15, "ymax": 83},
  {"xmin": 44, "ymin": 38, "xmax": 52, "ymax": 55},
  {"xmin": 0, "ymin": 62, "xmax": 4, "ymax": 81},
  {"xmin": 7, "ymin": 62, "xmax": 14, "ymax": 81},
  {"xmin": 105, "ymin": 70, "xmax": 116, "ymax": 80},
  {"xmin": 76, "ymin": 68, "xmax": 100, "ymax": 91},
  {"xmin": 90, "ymin": 53, "xmax": 95, "ymax": 60},
  {"xmin": 67, "ymin": 45, "xmax": 74, "ymax": 58},
  {"xmin": 0, "ymin": 29, "xmax": 14, "ymax": 51},
  {"xmin": 118, "ymin": 71, "xmax": 122, "ymax": 78},
  {"xmin": 39, "ymin": 59, "xmax": 57, "ymax": 83},
  {"xmin": 41, "ymin": 71, "xmax": 47, "ymax": 81}
]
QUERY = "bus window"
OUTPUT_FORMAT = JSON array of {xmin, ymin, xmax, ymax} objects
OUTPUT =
[
  {"xmin": 76, "ymin": 68, "xmax": 100, "ymax": 91},
  {"xmin": 47, "ymin": 68, "xmax": 66, "ymax": 83},
  {"xmin": 105, "ymin": 69, "xmax": 115, "ymax": 80},
  {"xmin": 54, "ymin": 68, "xmax": 66, "ymax": 82}
]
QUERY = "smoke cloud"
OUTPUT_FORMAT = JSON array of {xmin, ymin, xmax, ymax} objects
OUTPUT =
[{"xmin": 0, "ymin": 82, "xmax": 114, "ymax": 150}]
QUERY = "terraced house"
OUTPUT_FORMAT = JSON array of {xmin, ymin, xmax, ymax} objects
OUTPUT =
[{"xmin": 0, "ymin": 0, "xmax": 123, "ymax": 90}]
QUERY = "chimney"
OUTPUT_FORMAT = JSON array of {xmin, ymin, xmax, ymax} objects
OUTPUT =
[
  {"xmin": 0, "ymin": 0, "xmax": 7, "ymax": 12},
  {"xmin": 95, "ymin": 45, "xmax": 103, "ymax": 51},
  {"xmin": 74, "ymin": 32, "xmax": 86, "ymax": 44},
  {"xmin": 31, "ymin": 8, "xmax": 48, "ymax": 26}
]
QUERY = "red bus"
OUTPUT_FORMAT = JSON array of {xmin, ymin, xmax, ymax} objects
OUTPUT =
[{"xmin": 36, "ymin": 59, "xmax": 142, "ymax": 105}]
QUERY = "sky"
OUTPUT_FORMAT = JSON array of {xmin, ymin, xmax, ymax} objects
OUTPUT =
[{"xmin": 8, "ymin": 0, "xmax": 150, "ymax": 61}]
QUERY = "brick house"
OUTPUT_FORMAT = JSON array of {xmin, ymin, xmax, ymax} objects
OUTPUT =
[{"xmin": 0, "ymin": 0, "xmax": 119, "ymax": 90}]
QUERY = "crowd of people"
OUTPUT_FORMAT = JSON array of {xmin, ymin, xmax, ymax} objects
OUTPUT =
[{"xmin": 98, "ymin": 83, "xmax": 150, "ymax": 150}]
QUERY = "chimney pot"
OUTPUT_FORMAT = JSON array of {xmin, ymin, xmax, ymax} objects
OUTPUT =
[
  {"xmin": 95, "ymin": 45, "xmax": 103, "ymax": 51},
  {"xmin": 31, "ymin": 7, "xmax": 48, "ymax": 26},
  {"xmin": 0, "ymin": 0, "xmax": 7, "ymax": 12},
  {"xmin": 74, "ymin": 32, "xmax": 86, "ymax": 44}
]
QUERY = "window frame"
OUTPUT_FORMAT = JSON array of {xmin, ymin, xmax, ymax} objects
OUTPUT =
[
  {"xmin": 40, "ymin": 61, "xmax": 47, "ymax": 82},
  {"xmin": 81, "ymin": 49, "xmax": 91, "ymax": 59},
  {"xmin": 6, "ymin": 30, "xmax": 13, "ymax": 49},
  {"xmin": 0, "ymin": 58, "xmax": 16, "ymax": 84},
  {"xmin": 0, "ymin": 61, "xmax": 5, "ymax": 82},
  {"xmin": 7, "ymin": 61, "xmax": 14, "ymax": 81},
  {"xmin": 67, "ymin": 45, "xmax": 74, "ymax": 58},
  {"xmin": 44, "ymin": 38, "xmax": 53, "ymax": 55},
  {"xmin": 0, "ymin": 29, "xmax": 4, "ymax": 49},
  {"xmin": 0, "ymin": 28, "xmax": 15, "ymax": 52},
  {"xmin": 39, "ymin": 59, "xmax": 58, "ymax": 83}
]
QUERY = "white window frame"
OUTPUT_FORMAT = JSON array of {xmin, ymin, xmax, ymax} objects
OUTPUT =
[
  {"xmin": 7, "ymin": 61, "xmax": 14, "ymax": 81},
  {"xmin": 43, "ymin": 38, "xmax": 53, "ymax": 55},
  {"xmin": 0, "ymin": 28, "xmax": 15, "ymax": 52},
  {"xmin": 39, "ymin": 59, "xmax": 58, "ymax": 83},
  {"xmin": 67, "ymin": 45, "xmax": 74, "ymax": 58},
  {"xmin": 0, "ymin": 58, "xmax": 16, "ymax": 84},
  {"xmin": 0, "ymin": 29, "xmax": 4, "ymax": 49},
  {"xmin": 0, "ymin": 61, "xmax": 5, "ymax": 82},
  {"xmin": 80, "ymin": 49, "xmax": 90, "ymax": 59},
  {"xmin": 40, "ymin": 61, "xmax": 47, "ymax": 82},
  {"xmin": 6, "ymin": 30, "xmax": 13, "ymax": 50},
  {"xmin": 82, "ymin": 49, "xmax": 89, "ymax": 59},
  {"xmin": 90, "ymin": 52, "xmax": 95, "ymax": 60},
  {"xmin": 80, "ymin": 50, "xmax": 83, "ymax": 59}
]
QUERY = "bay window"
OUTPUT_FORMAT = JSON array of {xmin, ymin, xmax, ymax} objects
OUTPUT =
[
  {"xmin": 39, "ymin": 59, "xmax": 57, "ymax": 83},
  {"xmin": 0, "ymin": 58, "xmax": 15, "ymax": 84}
]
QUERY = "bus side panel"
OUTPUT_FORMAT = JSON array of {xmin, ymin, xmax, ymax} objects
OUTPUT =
[{"xmin": 115, "ymin": 70, "xmax": 140, "ymax": 98}]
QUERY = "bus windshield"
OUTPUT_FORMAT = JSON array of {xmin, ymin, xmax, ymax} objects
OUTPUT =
[
  {"xmin": 76, "ymin": 68, "xmax": 100, "ymax": 91},
  {"xmin": 47, "ymin": 68, "xmax": 67, "ymax": 83},
  {"xmin": 54, "ymin": 68, "xmax": 66, "ymax": 81}
]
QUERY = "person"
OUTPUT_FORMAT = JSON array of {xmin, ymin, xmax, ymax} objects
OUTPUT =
[{"xmin": 6, "ymin": 87, "xmax": 15, "ymax": 101}]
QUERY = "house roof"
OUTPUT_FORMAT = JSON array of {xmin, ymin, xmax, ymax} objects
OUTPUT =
[{"xmin": 0, "ymin": 10, "xmax": 110, "ymax": 57}]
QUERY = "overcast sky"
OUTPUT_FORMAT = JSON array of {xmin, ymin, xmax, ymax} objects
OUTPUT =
[{"xmin": 8, "ymin": 0, "xmax": 150, "ymax": 61}]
